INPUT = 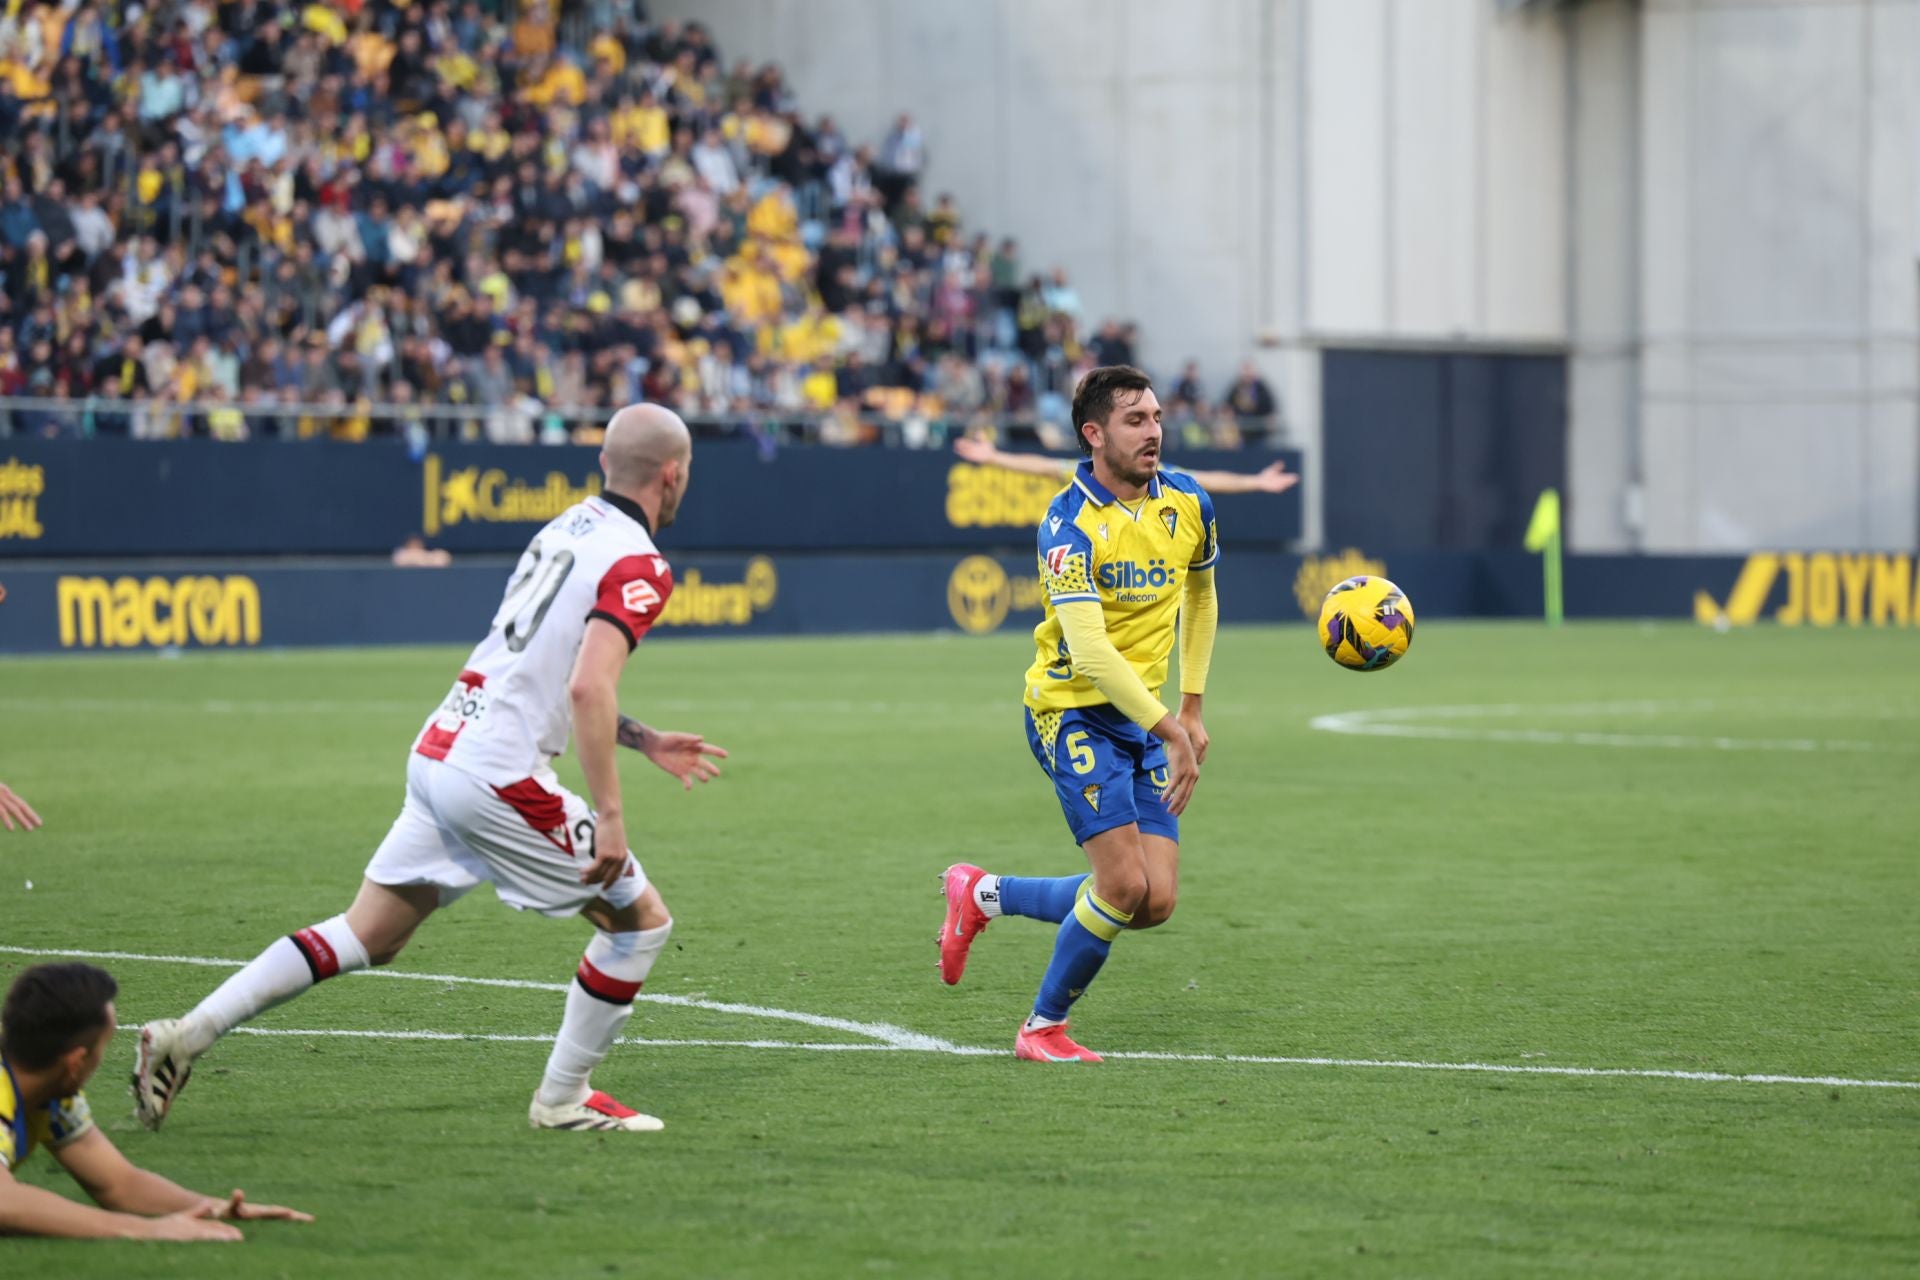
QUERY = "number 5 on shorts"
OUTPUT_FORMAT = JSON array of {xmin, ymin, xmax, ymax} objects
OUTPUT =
[{"xmin": 1065, "ymin": 731, "xmax": 1097, "ymax": 775}]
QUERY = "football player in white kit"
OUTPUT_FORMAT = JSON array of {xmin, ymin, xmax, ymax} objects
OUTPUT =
[{"xmin": 132, "ymin": 405, "xmax": 727, "ymax": 1134}]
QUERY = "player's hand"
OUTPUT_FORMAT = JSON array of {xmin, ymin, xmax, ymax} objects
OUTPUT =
[
  {"xmin": 1179, "ymin": 708, "xmax": 1210, "ymax": 767},
  {"xmin": 1151, "ymin": 716, "xmax": 1200, "ymax": 818},
  {"xmin": 1251, "ymin": 460, "xmax": 1299, "ymax": 494},
  {"xmin": 0, "ymin": 782, "xmax": 41, "ymax": 832},
  {"xmin": 138, "ymin": 1204, "xmax": 244, "ymax": 1242},
  {"xmin": 215, "ymin": 1189, "xmax": 314, "ymax": 1223},
  {"xmin": 641, "ymin": 730, "xmax": 729, "ymax": 792},
  {"xmin": 582, "ymin": 812, "xmax": 631, "ymax": 889},
  {"xmin": 952, "ymin": 436, "xmax": 998, "ymax": 465}
]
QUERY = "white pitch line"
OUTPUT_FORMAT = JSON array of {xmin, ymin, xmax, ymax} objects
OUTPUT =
[
  {"xmin": 1308, "ymin": 700, "xmax": 1906, "ymax": 753},
  {"xmin": 8, "ymin": 945, "xmax": 1916, "ymax": 1091},
  {"xmin": 223, "ymin": 1027, "xmax": 977, "ymax": 1054},
  {"xmin": 0, "ymin": 944, "xmax": 967, "ymax": 1055},
  {"xmin": 149, "ymin": 1025, "xmax": 1920, "ymax": 1090},
  {"xmin": 0, "ymin": 695, "xmax": 983, "ymax": 718}
]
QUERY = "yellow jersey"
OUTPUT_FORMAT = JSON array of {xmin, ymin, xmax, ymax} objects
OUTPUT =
[
  {"xmin": 0, "ymin": 1057, "xmax": 94, "ymax": 1172},
  {"xmin": 1025, "ymin": 461, "xmax": 1218, "ymax": 712}
]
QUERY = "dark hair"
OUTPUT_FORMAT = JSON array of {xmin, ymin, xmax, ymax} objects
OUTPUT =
[
  {"xmin": 1, "ymin": 964, "xmax": 119, "ymax": 1070},
  {"xmin": 1070, "ymin": 365, "xmax": 1155, "ymax": 456}
]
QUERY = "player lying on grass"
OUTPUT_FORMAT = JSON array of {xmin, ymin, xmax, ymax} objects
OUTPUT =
[
  {"xmin": 134, "ymin": 405, "xmax": 727, "ymax": 1135},
  {"xmin": 0, "ymin": 783, "xmax": 40, "ymax": 832},
  {"xmin": 938, "ymin": 366, "xmax": 1219, "ymax": 1062},
  {"xmin": 954, "ymin": 434, "xmax": 1299, "ymax": 496},
  {"xmin": 1, "ymin": 963, "xmax": 310, "ymax": 1241}
]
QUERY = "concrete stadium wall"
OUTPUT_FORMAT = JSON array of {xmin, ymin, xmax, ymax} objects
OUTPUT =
[{"xmin": 1616, "ymin": 0, "xmax": 1918, "ymax": 553}]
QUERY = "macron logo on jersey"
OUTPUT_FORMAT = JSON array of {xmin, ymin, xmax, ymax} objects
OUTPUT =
[
  {"xmin": 622, "ymin": 579, "xmax": 662, "ymax": 615},
  {"xmin": 1045, "ymin": 545, "xmax": 1072, "ymax": 576}
]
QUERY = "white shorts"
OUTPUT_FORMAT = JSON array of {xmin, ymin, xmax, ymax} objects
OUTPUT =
[{"xmin": 364, "ymin": 755, "xmax": 647, "ymax": 919}]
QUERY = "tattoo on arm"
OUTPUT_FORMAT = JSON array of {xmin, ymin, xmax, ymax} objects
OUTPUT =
[{"xmin": 616, "ymin": 715, "xmax": 650, "ymax": 752}]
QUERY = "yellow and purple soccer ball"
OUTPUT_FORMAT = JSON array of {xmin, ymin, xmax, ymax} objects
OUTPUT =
[{"xmin": 1318, "ymin": 575, "xmax": 1415, "ymax": 671}]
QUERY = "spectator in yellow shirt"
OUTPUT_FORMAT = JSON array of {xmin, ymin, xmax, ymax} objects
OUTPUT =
[{"xmin": 520, "ymin": 56, "xmax": 585, "ymax": 108}]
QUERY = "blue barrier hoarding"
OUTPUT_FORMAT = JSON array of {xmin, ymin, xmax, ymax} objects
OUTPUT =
[
  {"xmin": 0, "ymin": 440, "xmax": 1303, "ymax": 558},
  {"xmin": 3, "ymin": 547, "xmax": 1914, "ymax": 655}
]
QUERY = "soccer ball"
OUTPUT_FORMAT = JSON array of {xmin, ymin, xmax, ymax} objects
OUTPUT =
[{"xmin": 1318, "ymin": 576, "xmax": 1415, "ymax": 671}]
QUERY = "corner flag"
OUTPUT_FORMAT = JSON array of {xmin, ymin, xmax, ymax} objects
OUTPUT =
[{"xmin": 1524, "ymin": 489, "xmax": 1563, "ymax": 626}]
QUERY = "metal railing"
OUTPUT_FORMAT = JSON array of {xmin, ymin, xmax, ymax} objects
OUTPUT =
[
  {"xmin": 0, "ymin": 395, "xmax": 1285, "ymax": 450},
  {"xmin": 0, "ymin": 395, "xmax": 1072, "ymax": 450}
]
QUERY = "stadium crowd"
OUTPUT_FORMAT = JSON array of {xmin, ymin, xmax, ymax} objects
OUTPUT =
[{"xmin": 0, "ymin": 0, "xmax": 1282, "ymax": 445}]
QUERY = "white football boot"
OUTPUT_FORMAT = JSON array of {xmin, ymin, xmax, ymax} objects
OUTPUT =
[
  {"xmin": 131, "ymin": 1018, "xmax": 198, "ymax": 1131},
  {"xmin": 528, "ymin": 1090, "xmax": 664, "ymax": 1132}
]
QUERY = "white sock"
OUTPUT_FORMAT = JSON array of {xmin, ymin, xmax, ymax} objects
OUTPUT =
[
  {"xmin": 537, "ymin": 919, "xmax": 673, "ymax": 1107},
  {"xmin": 973, "ymin": 874, "xmax": 1003, "ymax": 918},
  {"xmin": 1024, "ymin": 1013, "xmax": 1066, "ymax": 1031},
  {"xmin": 183, "ymin": 915, "xmax": 371, "ymax": 1055}
]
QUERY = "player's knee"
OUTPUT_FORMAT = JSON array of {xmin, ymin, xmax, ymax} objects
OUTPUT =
[
  {"xmin": 1134, "ymin": 894, "xmax": 1178, "ymax": 929},
  {"xmin": 1093, "ymin": 871, "xmax": 1149, "ymax": 918}
]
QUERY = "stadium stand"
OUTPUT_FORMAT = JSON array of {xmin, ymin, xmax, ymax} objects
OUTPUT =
[{"xmin": 0, "ymin": 1, "xmax": 1279, "ymax": 447}]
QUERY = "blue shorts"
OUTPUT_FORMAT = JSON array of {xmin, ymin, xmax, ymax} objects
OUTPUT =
[{"xmin": 1025, "ymin": 704, "xmax": 1179, "ymax": 846}]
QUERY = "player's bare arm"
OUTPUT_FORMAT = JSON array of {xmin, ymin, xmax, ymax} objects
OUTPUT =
[
  {"xmin": 956, "ymin": 436, "xmax": 1298, "ymax": 497},
  {"xmin": 54, "ymin": 1127, "xmax": 311, "ymax": 1227},
  {"xmin": 1185, "ymin": 461, "xmax": 1297, "ymax": 495},
  {"xmin": 953, "ymin": 436, "xmax": 1069, "ymax": 479},
  {"xmin": 0, "ymin": 1164, "xmax": 238, "ymax": 1241},
  {"xmin": 1178, "ymin": 694, "xmax": 1209, "ymax": 767},
  {"xmin": 571, "ymin": 618, "xmax": 636, "ymax": 890},
  {"xmin": 1177, "ymin": 564, "xmax": 1219, "ymax": 768},
  {"xmin": 0, "ymin": 781, "xmax": 42, "ymax": 831},
  {"xmin": 616, "ymin": 715, "xmax": 728, "ymax": 791}
]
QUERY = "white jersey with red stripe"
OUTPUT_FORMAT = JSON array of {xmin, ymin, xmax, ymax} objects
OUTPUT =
[{"xmin": 412, "ymin": 493, "xmax": 673, "ymax": 787}]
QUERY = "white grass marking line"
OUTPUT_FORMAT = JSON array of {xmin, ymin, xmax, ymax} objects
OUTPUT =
[
  {"xmin": 0, "ymin": 945, "xmax": 964, "ymax": 1054},
  {"xmin": 0, "ymin": 695, "xmax": 981, "ymax": 718},
  {"xmin": 9, "ymin": 944, "xmax": 1917, "ymax": 1091},
  {"xmin": 224, "ymin": 1028, "xmax": 979, "ymax": 1054},
  {"xmin": 1309, "ymin": 700, "xmax": 1903, "ymax": 753}
]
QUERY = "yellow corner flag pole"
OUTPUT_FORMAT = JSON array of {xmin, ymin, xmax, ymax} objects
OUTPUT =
[{"xmin": 1523, "ymin": 488, "xmax": 1563, "ymax": 627}]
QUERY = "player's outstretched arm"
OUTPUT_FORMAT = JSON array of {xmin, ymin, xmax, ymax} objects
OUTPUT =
[
  {"xmin": 616, "ymin": 715, "xmax": 728, "ymax": 791},
  {"xmin": 953, "ymin": 437, "xmax": 1075, "ymax": 481},
  {"xmin": 1184, "ymin": 461, "xmax": 1298, "ymax": 495},
  {"xmin": 0, "ymin": 781, "xmax": 42, "ymax": 831},
  {"xmin": 2, "ymin": 1136, "xmax": 239, "ymax": 1240},
  {"xmin": 54, "ymin": 1126, "xmax": 310, "ymax": 1229}
]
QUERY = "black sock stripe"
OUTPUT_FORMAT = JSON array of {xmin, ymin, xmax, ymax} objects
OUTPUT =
[
  {"xmin": 287, "ymin": 932, "xmax": 324, "ymax": 984},
  {"xmin": 573, "ymin": 974, "xmax": 637, "ymax": 1007}
]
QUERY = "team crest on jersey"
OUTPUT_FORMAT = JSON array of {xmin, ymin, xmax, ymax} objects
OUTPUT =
[
  {"xmin": 1160, "ymin": 507, "xmax": 1178, "ymax": 536},
  {"xmin": 1081, "ymin": 784, "xmax": 1101, "ymax": 813},
  {"xmin": 1044, "ymin": 545, "xmax": 1072, "ymax": 576}
]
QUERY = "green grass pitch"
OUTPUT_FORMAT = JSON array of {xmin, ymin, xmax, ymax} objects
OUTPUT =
[{"xmin": 1, "ymin": 622, "xmax": 1915, "ymax": 1277}]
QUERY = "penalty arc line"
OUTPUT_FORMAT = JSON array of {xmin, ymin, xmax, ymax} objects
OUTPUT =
[
  {"xmin": 8, "ymin": 945, "xmax": 1918, "ymax": 1091},
  {"xmin": 1307, "ymin": 700, "xmax": 1910, "ymax": 753}
]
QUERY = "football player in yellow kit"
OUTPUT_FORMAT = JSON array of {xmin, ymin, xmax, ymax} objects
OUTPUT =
[{"xmin": 1, "ymin": 963, "xmax": 311, "ymax": 1241}]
